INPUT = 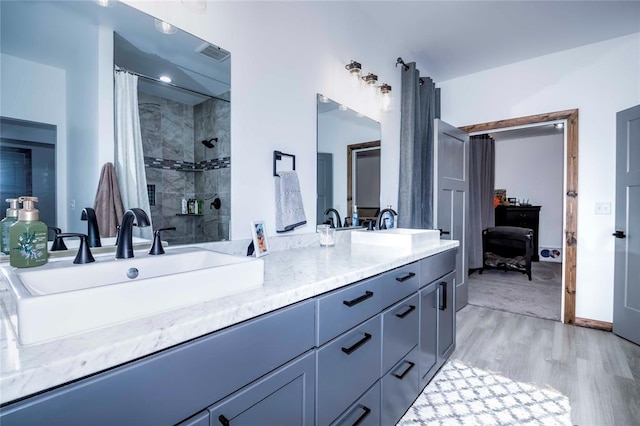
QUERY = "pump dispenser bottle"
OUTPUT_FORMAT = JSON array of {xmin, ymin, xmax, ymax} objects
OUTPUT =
[
  {"xmin": 9, "ymin": 196, "xmax": 48, "ymax": 268},
  {"xmin": 1, "ymin": 198, "xmax": 20, "ymax": 255},
  {"xmin": 352, "ymin": 205, "xmax": 359, "ymax": 227}
]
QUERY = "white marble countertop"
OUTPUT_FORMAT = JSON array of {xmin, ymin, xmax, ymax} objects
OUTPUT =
[{"xmin": 0, "ymin": 236, "xmax": 458, "ymax": 404}]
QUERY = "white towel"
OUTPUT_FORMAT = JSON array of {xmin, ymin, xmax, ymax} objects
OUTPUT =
[{"xmin": 275, "ymin": 171, "xmax": 307, "ymax": 232}]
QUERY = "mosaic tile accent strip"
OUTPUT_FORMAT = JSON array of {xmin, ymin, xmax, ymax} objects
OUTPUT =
[
  {"xmin": 144, "ymin": 156, "xmax": 230, "ymax": 171},
  {"xmin": 398, "ymin": 360, "xmax": 572, "ymax": 426}
]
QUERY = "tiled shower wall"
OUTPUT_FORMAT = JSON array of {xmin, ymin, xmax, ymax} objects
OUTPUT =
[{"xmin": 139, "ymin": 91, "xmax": 230, "ymax": 245}]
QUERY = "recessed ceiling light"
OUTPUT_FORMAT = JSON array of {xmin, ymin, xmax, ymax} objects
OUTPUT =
[
  {"xmin": 339, "ymin": 104, "xmax": 348, "ymax": 111},
  {"xmin": 159, "ymin": 76, "xmax": 172, "ymax": 83},
  {"xmin": 554, "ymin": 123, "xmax": 564, "ymax": 129},
  {"xmin": 93, "ymin": 0, "xmax": 116, "ymax": 7},
  {"xmin": 154, "ymin": 19, "xmax": 177, "ymax": 35},
  {"xmin": 319, "ymin": 95, "xmax": 330, "ymax": 103}
]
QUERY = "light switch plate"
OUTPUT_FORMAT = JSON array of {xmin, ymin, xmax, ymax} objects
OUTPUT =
[{"xmin": 594, "ymin": 202, "xmax": 611, "ymax": 215}]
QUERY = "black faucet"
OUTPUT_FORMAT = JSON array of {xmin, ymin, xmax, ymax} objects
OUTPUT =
[
  {"xmin": 81, "ymin": 207, "xmax": 102, "ymax": 248},
  {"xmin": 148, "ymin": 227, "xmax": 176, "ymax": 255},
  {"xmin": 115, "ymin": 208, "xmax": 150, "ymax": 259},
  {"xmin": 56, "ymin": 233, "xmax": 95, "ymax": 264},
  {"xmin": 376, "ymin": 208, "xmax": 397, "ymax": 230},
  {"xmin": 48, "ymin": 226, "xmax": 68, "ymax": 251},
  {"xmin": 323, "ymin": 208, "xmax": 342, "ymax": 229}
]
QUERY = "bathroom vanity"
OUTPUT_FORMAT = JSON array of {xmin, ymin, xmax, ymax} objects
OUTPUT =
[{"xmin": 0, "ymin": 237, "xmax": 457, "ymax": 425}]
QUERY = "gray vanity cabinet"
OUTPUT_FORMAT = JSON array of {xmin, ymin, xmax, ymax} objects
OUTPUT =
[
  {"xmin": 207, "ymin": 351, "xmax": 315, "ymax": 426},
  {"xmin": 0, "ymin": 300, "xmax": 315, "ymax": 426}
]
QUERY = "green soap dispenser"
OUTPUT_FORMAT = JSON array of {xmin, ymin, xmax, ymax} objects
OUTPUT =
[
  {"xmin": 0, "ymin": 198, "xmax": 20, "ymax": 255},
  {"xmin": 9, "ymin": 196, "xmax": 48, "ymax": 268}
]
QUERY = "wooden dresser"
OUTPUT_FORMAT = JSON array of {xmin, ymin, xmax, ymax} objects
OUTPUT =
[{"xmin": 495, "ymin": 205, "xmax": 541, "ymax": 261}]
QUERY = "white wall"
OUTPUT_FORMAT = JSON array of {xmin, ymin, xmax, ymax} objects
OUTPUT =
[
  {"xmin": 495, "ymin": 134, "xmax": 564, "ymax": 251},
  {"xmin": 124, "ymin": 1, "xmax": 407, "ymax": 240},
  {"xmin": 0, "ymin": 54, "xmax": 68, "ymax": 229},
  {"xmin": 439, "ymin": 33, "xmax": 640, "ymax": 322}
]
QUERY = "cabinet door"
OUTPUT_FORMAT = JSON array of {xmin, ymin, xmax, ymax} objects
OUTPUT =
[
  {"xmin": 419, "ymin": 282, "xmax": 438, "ymax": 387},
  {"xmin": 437, "ymin": 271, "xmax": 456, "ymax": 365},
  {"xmin": 208, "ymin": 351, "xmax": 315, "ymax": 426}
]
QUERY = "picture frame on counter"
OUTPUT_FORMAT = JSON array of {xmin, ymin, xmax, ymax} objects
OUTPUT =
[{"xmin": 251, "ymin": 220, "xmax": 270, "ymax": 257}]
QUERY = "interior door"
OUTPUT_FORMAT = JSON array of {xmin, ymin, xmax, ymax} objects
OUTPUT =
[
  {"xmin": 613, "ymin": 104, "xmax": 640, "ymax": 345},
  {"xmin": 317, "ymin": 152, "xmax": 333, "ymax": 225},
  {"xmin": 434, "ymin": 119, "xmax": 469, "ymax": 311}
]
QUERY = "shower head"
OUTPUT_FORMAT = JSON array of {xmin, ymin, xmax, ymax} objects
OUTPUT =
[{"xmin": 201, "ymin": 138, "xmax": 218, "ymax": 149}]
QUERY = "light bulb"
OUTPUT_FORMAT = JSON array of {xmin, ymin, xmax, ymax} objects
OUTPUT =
[{"xmin": 380, "ymin": 84, "xmax": 392, "ymax": 112}]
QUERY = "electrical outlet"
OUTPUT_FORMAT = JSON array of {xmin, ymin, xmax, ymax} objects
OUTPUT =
[
  {"xmin": 70, "ymin": 199, "xmax": 76, "ymax": 211},
  {"xmin": 594, "ymin": 202, "xmax": 611, "ymax": 215}
]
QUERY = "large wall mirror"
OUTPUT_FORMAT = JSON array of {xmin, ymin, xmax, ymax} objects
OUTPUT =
[
  {"xmin": 0, "ymin": 0, "xmax": 230, "ymax": 248},
  {"xmin": 316, "ymin": 94, "xmax": 381, "ymax": 228}
]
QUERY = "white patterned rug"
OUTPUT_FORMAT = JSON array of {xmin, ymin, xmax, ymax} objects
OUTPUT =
[{"xmin": 398, "ymin": 360, "xmax": 572, "ymax": 425}]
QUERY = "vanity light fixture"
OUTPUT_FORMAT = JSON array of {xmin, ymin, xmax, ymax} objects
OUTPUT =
[
  {"xmin": 154, "ymin": 19, "xmax": 178, "ymax": 35},
  {"xmin": 362, "ymin": 73, "xmax": 378, "ymax": 86},
  {"xmin": 159, "ymin": 75, "xmax": 172, "ymax": 83},
  {"xmin": 380, "ymin": 83, "xmax": 392, "ymax": 112},
  {"xmin": 345, "ymin": 60, "xmax": 362, "ymax": 79}
]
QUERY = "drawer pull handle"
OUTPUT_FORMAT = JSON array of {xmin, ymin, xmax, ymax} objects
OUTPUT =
[
  {"xmin": 395, "ymin": 272, "xmax": 416, "ymax": 282},
  {"xmin": 342, "ymin": 332, "xmax": 372, "ymax": 355},
  {"xmin": 393, "ymin": 361, "xmax": 416, "ymax": 379},
  {"xmin": 343, "ymin": 291, "xmax": 374, "ymax": 307},
  {"xmin": 353, "ymin": 404, "xmax": 372, "ymax": 426},
  {"xmin": 395, "ymin": 304, "xmax": 416, "ymax": 318},
  {"xmin": 439, "ymin": 281, "xmax": 447, "ymax": 310},
  {"xmin": 218, "ymin": 414, "xmax": 230, "ymax": 426}
]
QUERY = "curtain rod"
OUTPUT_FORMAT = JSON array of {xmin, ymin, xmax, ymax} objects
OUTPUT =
[
  {"xmin": 114, "ymin": 67, "xmax": 230, "ymax": 104},
  {"xmin": 395, "ymin": 57, "xmax": 424, "ymax": 86}
]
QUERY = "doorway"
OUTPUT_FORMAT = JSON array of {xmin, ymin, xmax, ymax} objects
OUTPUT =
[
  {"xmin": 460, "ymin": 109, "xmax": 579, "ymax": 324},
  {"xmin": 347, "ymin": 141, "xmax": 380, "ymax": 224}
]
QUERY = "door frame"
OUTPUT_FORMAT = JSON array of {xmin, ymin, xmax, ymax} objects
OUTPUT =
[
  {"xmin": 459, "ymin": 109, "xmax": 579, "ymax": 325},
  {"xmin": 346, "ymin": 140, "xmax": 380, "ymax": 219}
]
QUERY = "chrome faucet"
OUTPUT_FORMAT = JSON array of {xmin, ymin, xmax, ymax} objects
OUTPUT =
[
  {"xmin": 376, "ymin": 208, "xmax": 397, "ymax": 230},
  {"xmin": 115, "ymin": 208, "xmax": 150, "ymax": 259},
  {"xmin": 324, "ymin": 208, "xmax": 342, "ymax": 229},
  {"xmin": 81, "ymin": 207, "xmax": 101, "ymax": 247}
]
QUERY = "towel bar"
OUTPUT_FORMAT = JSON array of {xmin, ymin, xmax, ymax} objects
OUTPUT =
[{"xmin": 273, "ymin": 150, "xmax": 296, "ymax": 176}]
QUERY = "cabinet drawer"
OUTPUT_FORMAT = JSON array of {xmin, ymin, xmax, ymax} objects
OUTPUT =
[
  {"xmin": 381, "ymin": 261, "xmax": 420, "ymax": 309},
  {"xmin": 381, "ymin": 346, "xmax": 420, "ymax": 426},
  {"xmin": 420, "ymin": 249, "xmax": 456, "ymax": 287},
  {"xmin": 316, "ymin": 274, "xmax": 384, "ymax": 346},
  {"xmin": 316, "ymin": 315, "xmax": 382, "ymax": 426},
  {"xmin": 330, "ymin": 381, "xmax": 381, "ymax": 426},
  {"xmin": 382, "ymin": 293, "xmax": 419, "ymax": 374},
  {"xmin": 208, "ymin": 351, "xmax": 315, "ymax": 426}
]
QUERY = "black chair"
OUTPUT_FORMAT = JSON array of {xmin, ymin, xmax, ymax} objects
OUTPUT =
[{"xmin": 480, "ymin": 226, "xmax": 534, "ymax": 281}]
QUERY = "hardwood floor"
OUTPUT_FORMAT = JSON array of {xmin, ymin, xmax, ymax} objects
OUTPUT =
[{"xmin": 453, "ymin": 305, "xmax": 640, "ymax": 426}]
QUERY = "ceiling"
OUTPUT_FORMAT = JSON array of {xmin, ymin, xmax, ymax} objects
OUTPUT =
[{"xmin": 352, "ymin": 1, "xmax": 640, "ymax": 82}]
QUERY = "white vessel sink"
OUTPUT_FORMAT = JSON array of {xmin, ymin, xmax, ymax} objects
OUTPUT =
[
  {"xmin": 1, "ymin": 247, "xmax": 264, "ymax": 345},
  {"xmin": 351, "ymin": 228, "xmax": 441, "ymax": 248}
]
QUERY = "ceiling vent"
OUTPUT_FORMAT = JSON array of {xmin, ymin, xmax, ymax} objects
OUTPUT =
[{"xmin": 196, "ymin": 43, "xmax": 230, "ymax": 62}]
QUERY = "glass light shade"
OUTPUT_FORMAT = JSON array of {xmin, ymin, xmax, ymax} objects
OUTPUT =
[{"xmin": 381, "ymin": 92, "xmax": 392, "ymax": 112}]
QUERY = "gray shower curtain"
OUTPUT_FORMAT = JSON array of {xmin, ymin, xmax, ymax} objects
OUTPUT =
[
  {"xmin": 468, "ymin": 134, "xmax": 496, "ymax": 269},
  {"xmin": 397, "ymin": 63, "xmax": 437, "ymax": 229}
]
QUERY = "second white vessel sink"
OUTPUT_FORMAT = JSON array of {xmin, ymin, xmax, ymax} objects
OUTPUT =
[
  {"xmin": 1, "ymin": 247, "xmax": 264, "ymax": 345},
  {"xmin": 351, "ymin": 228, "xmax": 441, "ymax": 248}
]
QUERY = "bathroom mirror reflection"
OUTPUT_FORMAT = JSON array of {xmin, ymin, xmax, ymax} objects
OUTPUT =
[
  {"xmin": 316, "ymin": 94, "xmax": 381, "ymax": 228},
  {"xmin": 0, "ymin": 0, "xmax": 231, "ymax": 251}
]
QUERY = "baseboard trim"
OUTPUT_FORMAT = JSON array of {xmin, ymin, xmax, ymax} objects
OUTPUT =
[{"xmin": 574, "ymin": 317, "xmax": 613, "ymax": 331}]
